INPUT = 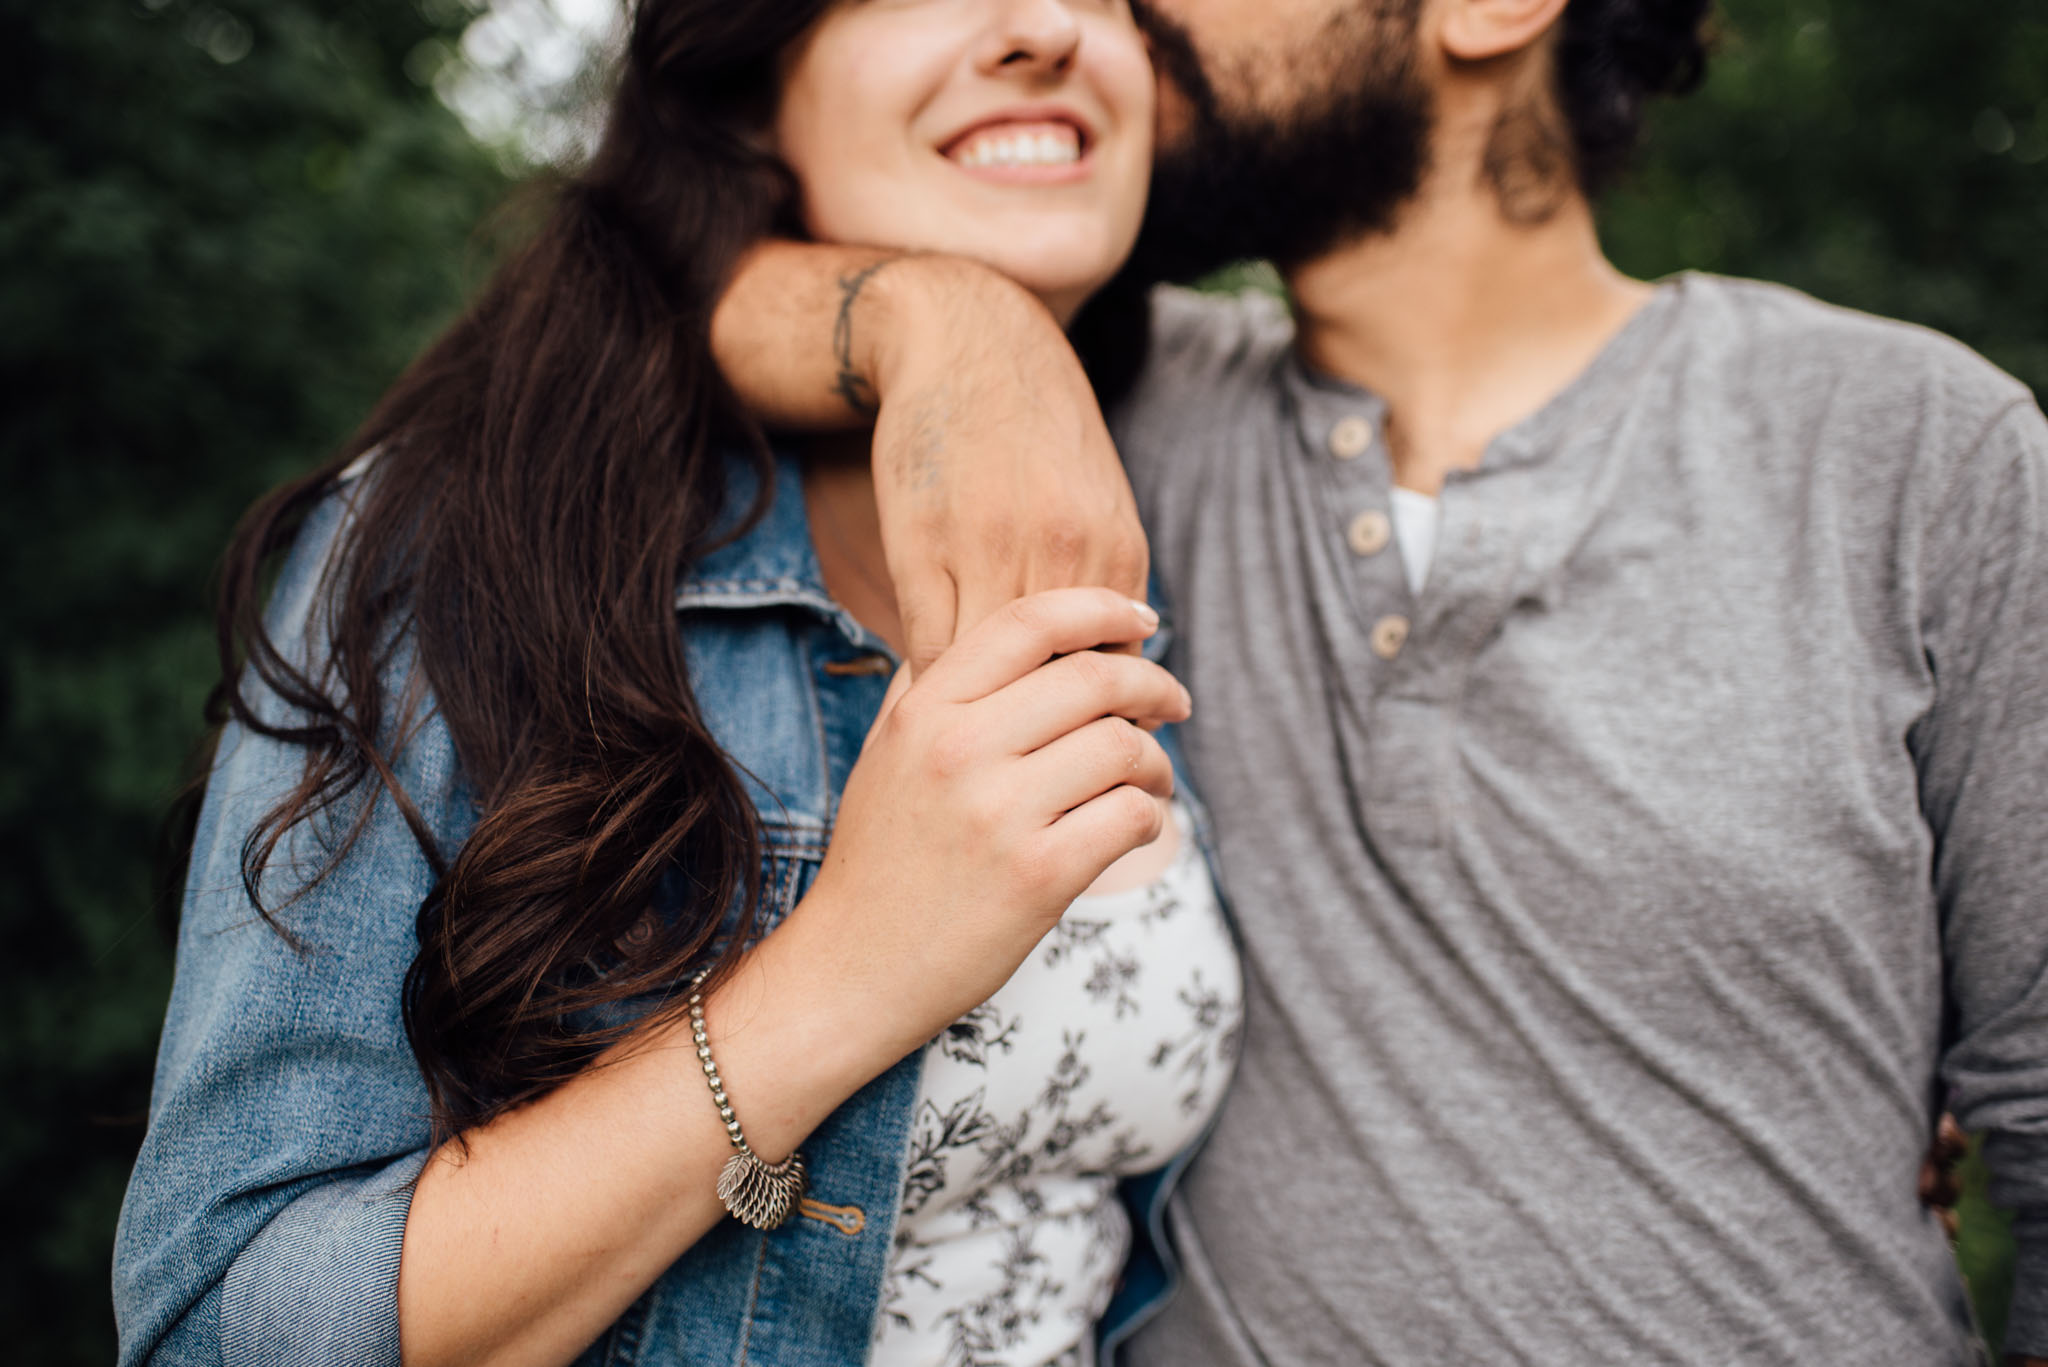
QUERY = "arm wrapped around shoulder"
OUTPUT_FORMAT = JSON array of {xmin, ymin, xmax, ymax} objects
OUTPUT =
[{"xmin": 711, "ymin": 242, "xmax": 1148, "ymax": 674}]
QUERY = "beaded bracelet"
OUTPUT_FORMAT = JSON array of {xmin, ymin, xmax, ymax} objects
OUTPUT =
[{"xmin": 688, "ymin": 969, "xmax": 806, "ymax": 1230}]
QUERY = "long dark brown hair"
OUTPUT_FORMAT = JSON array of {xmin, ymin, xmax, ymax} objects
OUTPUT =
[{"xmin": 212, "ymin": 0, "xmax": 843, "ymax": 1142}]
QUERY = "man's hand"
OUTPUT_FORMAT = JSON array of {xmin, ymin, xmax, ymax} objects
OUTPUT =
[
  {"xmin": 1920, "ymin": 1112, "xmax": 1968, "ymax": 1241},
  {"xmin": 712, "ymin": 243, "xmax": 1147, "ymax": 674},
  {"xmin": 1915, "ymin": 1118, "xmax": 2045, "ymax": 1366}
]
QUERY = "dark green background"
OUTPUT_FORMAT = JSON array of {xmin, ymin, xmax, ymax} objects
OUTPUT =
[{"xmin": 3, "ymin": 0, "xmax": 2042, "ymax": 1361}]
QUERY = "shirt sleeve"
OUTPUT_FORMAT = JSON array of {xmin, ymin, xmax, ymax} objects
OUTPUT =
[
  {"xmin": 111, "ymin": 489, "xmax": 469, "ymax": 1367},
  {"xmin": 1918, "ymin": 399, "xmax": 2048, "ymax": 1356}
]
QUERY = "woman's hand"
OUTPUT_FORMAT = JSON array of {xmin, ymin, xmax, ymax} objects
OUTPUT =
[
  {"xmin": 776, "ymin": 586, "xmax": 1190, "ymax": 1061},
  {"xmin": 399, "ymin": 588, "xmax": 1183, "ymax": 1367}
]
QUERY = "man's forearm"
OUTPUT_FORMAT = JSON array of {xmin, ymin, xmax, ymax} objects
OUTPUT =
[
  {"xmin": 706, "ymin": 239, "xmax": 1147, "ymax": 673},
  {"xmin": 710, "ymin": 241, "xmax": 1051, "ymax": 432}
]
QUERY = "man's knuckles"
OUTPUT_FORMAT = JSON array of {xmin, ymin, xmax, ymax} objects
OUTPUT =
[
  {"xmin": 1099, "ymin": 544, "xmax": 1149, "ymax": 601},
  {"xmin": 1035, "ymin": 521, "xmax": 1088, "ymax": 575}
]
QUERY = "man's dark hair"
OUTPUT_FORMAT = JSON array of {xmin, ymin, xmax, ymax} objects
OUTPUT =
[{"xmin": 1554, "ymin": 0, "xmax": 1715, "ymax": 195}]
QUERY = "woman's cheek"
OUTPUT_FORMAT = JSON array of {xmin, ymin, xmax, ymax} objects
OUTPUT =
[{"xmin": 786, "ymin": 105, "xmax": 901, "ymax": 245}]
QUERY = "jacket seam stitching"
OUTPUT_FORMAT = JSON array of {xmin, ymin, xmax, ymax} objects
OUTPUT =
[{"xmin": 733, "ymin": 1234, "xmax": 769, "ymax": 1367}]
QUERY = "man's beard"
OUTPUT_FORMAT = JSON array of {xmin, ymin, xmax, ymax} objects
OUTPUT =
[{"xmin": 1124, "ymin": 2, "xmax": 1433, "ymax": 284}]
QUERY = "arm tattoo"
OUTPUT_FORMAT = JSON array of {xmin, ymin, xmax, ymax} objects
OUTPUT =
[{"xmin": 830, "ymin": 257, "xmax": 901, "ymax": 420}]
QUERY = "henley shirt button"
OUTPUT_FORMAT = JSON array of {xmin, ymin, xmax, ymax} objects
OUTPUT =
[
  {"xmin": 1328, "ymin": 415, "xmax": 1373, "ymax": 460},
  {"xmin": 1371, "ymin": 614, "xmax": 1410, "ymax": 660},
  {"xmin": 1346, "ymin": 508, "xmax": 1392, "ymax": 557}
]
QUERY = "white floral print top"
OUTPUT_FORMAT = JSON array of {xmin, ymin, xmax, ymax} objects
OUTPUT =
[{"xmin": 869, "ymin": 800, "xmax": 1243, "ymax": 1367}]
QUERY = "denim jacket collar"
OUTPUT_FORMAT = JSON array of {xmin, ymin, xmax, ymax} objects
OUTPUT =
[{"xmin": 674, "ymin": 448, "xmax": 898, "ymax": 659}]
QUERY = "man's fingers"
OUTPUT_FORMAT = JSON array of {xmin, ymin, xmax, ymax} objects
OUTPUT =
[
  {"xmin": 1935, "ymin": 1113, "xmax": 1967, "ymax": 1165},
  {"xmin": 921, "ymin": 587, "xmax": 1162, "ymax": 702},
  {"xmin": 980, "ymin": 652, "xmax": 1190, "ymax": 756},
  {"xmin": 896, "ymin": 568, "xmax": 959, "ymax": 680},
  {"xmin": 1018, "ymin": 717, "xmax": 1176, "ymax": 817}
]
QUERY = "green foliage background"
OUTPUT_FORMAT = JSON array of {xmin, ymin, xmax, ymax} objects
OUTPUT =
[
  {"xmin": 1, "ymin": 0, "xmax": 507, "ymax": 1360},
  {"xmin": 1, "ymin": 0, "xmax": 2040, "ymax": 1361}
]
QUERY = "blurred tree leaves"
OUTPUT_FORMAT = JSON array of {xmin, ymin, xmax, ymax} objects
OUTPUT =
[
  {"xmin": 0, "ymin": 0, "xmax": 505, "ymax": 1359},
  {"xmin": 1958, "ymin": 1141, "xmax": 2018, "ymax": 1353},
  {"xmin": 1605, "ymin": 0, "xmax": 2048, "ymax": 404}
]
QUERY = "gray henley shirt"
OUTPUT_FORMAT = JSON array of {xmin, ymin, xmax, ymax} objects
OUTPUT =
[{"xmin": 1111, "ymin": 274, "xmax": 2048, "ymax": 1365}]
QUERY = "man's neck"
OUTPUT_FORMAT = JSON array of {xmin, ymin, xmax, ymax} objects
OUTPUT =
[{"xmin": 1287, "ymin": 174, "xmax": 1652, "ymax": 495}]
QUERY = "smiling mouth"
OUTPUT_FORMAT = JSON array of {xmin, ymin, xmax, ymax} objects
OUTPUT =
[{"xmin": 945, "ymin": 120, "xmax": 1085, "ymax": 170}]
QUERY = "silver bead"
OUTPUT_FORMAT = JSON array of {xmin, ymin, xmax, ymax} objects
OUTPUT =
[{"xmin": 687, "ymin": 967, "xmax": 805, "ymax": 1230}]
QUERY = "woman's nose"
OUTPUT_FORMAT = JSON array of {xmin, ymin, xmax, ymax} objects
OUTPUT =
[{"xmin": 975, "ymin": 0, "xmax": 1084, "ymax": 77}]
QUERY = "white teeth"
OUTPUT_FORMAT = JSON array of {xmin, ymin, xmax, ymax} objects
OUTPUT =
[{"xmin": 953, "ymin": 125, "xmax": 1080, "ymax": 169}]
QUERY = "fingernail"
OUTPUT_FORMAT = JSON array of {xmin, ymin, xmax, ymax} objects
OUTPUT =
[
  {"xmin": 1130, "ymin": 600, "xmax": 1160, "ymax": 628},
  {"xmin": 1179, "ymin": 684, "xmax": 1193, "ymax": 712}
]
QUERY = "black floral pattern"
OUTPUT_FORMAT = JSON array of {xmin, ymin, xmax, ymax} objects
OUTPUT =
[
  {"xmin": 1148, "ymin": 969, "xmax": 1245, "ymax": 1115},
  {"xmin": 871, "ymin": 807, "xmax": 1242, "ymax": 1366},
  {"xmin": 939, "ymin": 1002, "xmax": 1022, "ymax": 1068},
  {"xmin": 901, "ymin": 1088, "xmax": 1002, "ymax": 1219}
]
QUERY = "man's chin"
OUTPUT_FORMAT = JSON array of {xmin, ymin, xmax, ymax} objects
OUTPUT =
[{"xmin": 1124, "ymin": 0, "xmax": 1433, "ymax": 282}]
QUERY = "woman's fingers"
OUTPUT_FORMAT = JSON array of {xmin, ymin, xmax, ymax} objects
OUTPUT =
[
  {"xmin": 860, "ymin": 664, "xmax": 917, "ymax": 757},
  {"xmin": 893, "ymin": 566, "xmax": 958, "ymax": 680},
  {"xmin": 1017, "ymin": 716, "xmax": 1175, "ymax": 816},
  {"xmin": 1039, "ymin": 783, "xmax": 1169, "ymax": 894},
  {"xmin": 918, "ymin": 587, "xmax": 1160, "ymax": 703},
  {"xmin": 980, "ymin": 650, "xmax": 1190, "ymax": 757}
]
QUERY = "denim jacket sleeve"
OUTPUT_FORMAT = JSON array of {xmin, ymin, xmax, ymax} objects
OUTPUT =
[{"xmin": 113, "ymin": 488, "xmax": 467, "ymax": 1367}]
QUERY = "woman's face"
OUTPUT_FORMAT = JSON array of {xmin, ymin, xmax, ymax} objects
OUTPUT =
[{"xmin": 776, "ymin": 0, "xmax": 1154, "ymax": 325}]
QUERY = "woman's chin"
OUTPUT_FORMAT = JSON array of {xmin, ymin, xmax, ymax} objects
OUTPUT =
[{"xmin": 957, "ymin": 253, "xmax": 1127, "ymax": 329}]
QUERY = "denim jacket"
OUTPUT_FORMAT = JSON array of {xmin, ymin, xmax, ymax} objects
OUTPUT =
[{"xmin": 114, "ymin": 449, "xmax": 1220, "ymax": 1366}]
